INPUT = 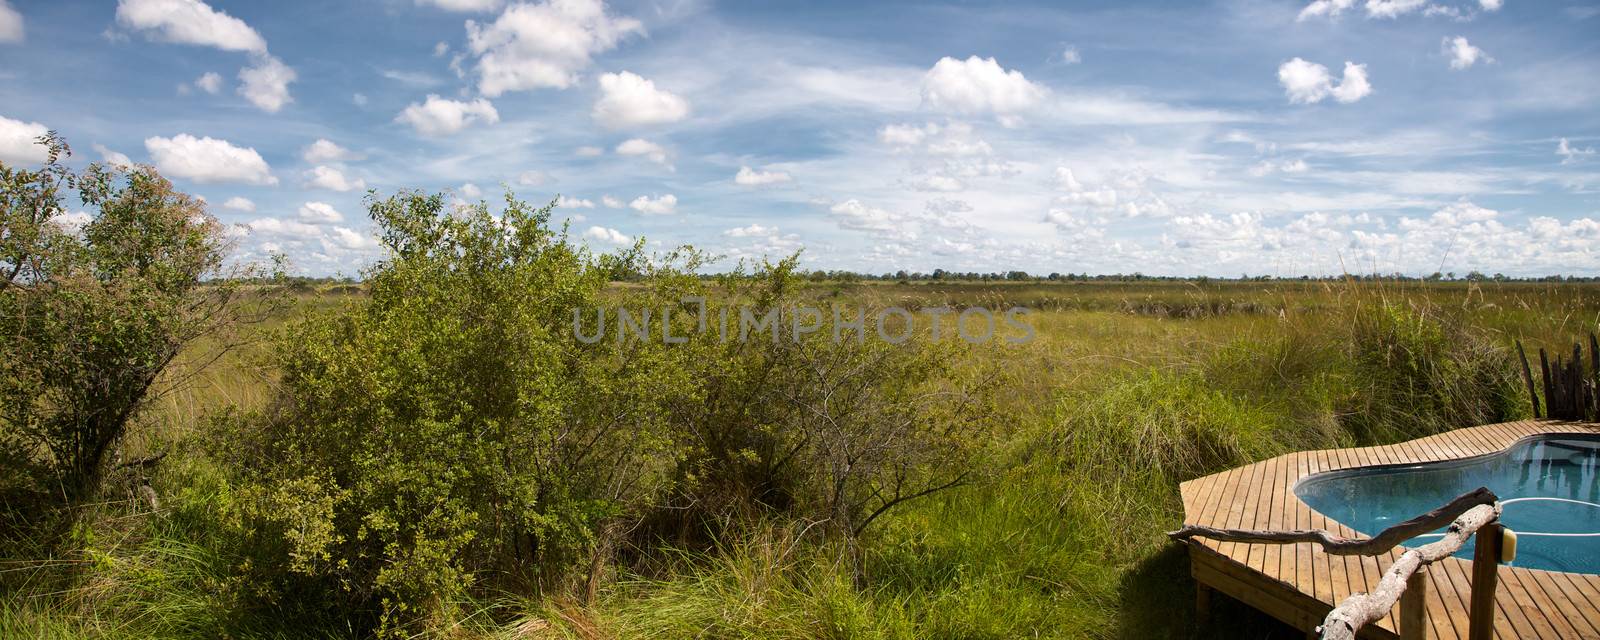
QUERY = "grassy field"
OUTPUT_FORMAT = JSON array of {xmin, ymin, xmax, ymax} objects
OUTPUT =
[{"xmin": 5, "ymin": 278, "xmax": 1598, "ymax": 639}]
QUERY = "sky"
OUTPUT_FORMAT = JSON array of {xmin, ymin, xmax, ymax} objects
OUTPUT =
[{"xmin": 0, "ymin": 0, "xmax": 1597, "ymax": 278}]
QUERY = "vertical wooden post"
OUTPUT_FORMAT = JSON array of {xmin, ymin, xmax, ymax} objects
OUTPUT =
[
  {"xmin": 1468, "ymin": 522, "xmax": 1503, "ymax": 640},
  {"xmin": 1400, "ymin": 566, "xmax": 1429, "ymax": 640},
  {"xmin": 1516, "ymin": 340, "xmax": 1540, "ymax": 419},
  {"xmin": 1195, "ymin": 584, "xmax": 1212, "ymax": 627}
]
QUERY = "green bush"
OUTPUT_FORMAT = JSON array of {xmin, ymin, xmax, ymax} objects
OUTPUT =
[
  {"xmin": 0, "ymin": 134, "xmax": 272, "ymax": 527},
  {"xmin": 222, "ymin": 192, "xmax": 695, "ymax": 634}
]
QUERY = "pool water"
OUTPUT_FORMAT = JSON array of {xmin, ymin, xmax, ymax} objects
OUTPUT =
[{"xmin": 1295, "ymin": 434, "xmax": 1600, "ymax": 574}]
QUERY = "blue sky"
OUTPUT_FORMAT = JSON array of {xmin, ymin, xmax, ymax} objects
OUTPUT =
[{"xmin": 1, "ymin": 0, "xmax": 1597, "ymax": 277}]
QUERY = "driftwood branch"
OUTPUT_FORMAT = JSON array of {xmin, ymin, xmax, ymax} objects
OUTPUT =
[
  {"xmin": 1317, "ymin": 503, "xmax": 1502, "ymax": 640},
  {"xmin": 1166, "ymin": 486, "xmax": 1498, "ymax": 556}
]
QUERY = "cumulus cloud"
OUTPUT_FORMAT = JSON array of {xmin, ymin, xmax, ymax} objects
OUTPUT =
[
  {"xmin": 829, "ymin": 199, "xmax": 914, "ymax": 238},
  {"xmin": 1558, "ymin": 138, "xmax": 1596, "ymax": 164},
  {"xmin": 583, "ymin": 225, "xmax": 630, "ymax": 244},
  {"xmin": 459, "ymin": 183, "xmax": 483, "ymax": 199},
  {"xmin": 1061, "ymin": 47, "xmax": 1081, "ymax": 64},
  {"xmin": 592, "ymin": 71, "xmax": 689, "ymax": 128},
  {"xmin": 921, "ymin": 56, "xmax": 1045, "ymax": 125},
  {"xmin": 304, "ymin": 165, "xmax": 366, "ymax": 192},
  {"xmin": 628, "ymin": 193, "xmax": 677, "ymax": 215},
  {"xmin": 92, "ymin": 143, "xmax": 134, "ymax": 167},
  {"xmin": 557, "ymin": 195, "xmax": 594, "ymax": 208},
  {"xmin": 1444, "ymin": 36, "xmax": 1490, "ymax": 70},
  {"xmin": 115, "ymin": 0, "xmax": 267, "ymax": 52},
  {"xmin": 223, "ymin": 196, "xmax": 255, "ymax": 212},
  {"xmin": 192, "ymin": 71, "xmax": 223, "ymax": 94},
  {"xmin": 144, "ymin": 134, "xmax": 277, "ymax": 185},
  {"xmin": 879, "ymin": 121, "xmax": 993, "ymax": 157},
  {"xmin": 600, "ymin": 194, "xmax": 623, "ymax": 208},
  {"xmin": 0, "ymin": 114, "xmax": 49, "ymax": 164},
  {"xmin": 720, "ymin": 223, "xmax": 802, "ymax": 257},
  {"xmin": 238, "ymin": 54, "xmax": 296, "ymax": 112},
  {"xmin": 297, "ymin": 201, "xmax": 344, "ymax": 224},
  {"xmin": 615, "ymin": 138, "xmax": 671, "ymax": 168},
  {"xmin": 0, "ymin": 1, "xmax": 22, "ymax": 43},
  {"xmin": 464, "ymin": 0, "xmax": 643, "ymax": 96},
  {"xmin": 576, "ymin": 145, "xmax": 604, "ymax": 157},
  {"xmin": 734, "ymin": 166, "xmax": 792, "ymax": 186},
  {"xmin": 302, "ymin": 138, "xmax": 361, "ymax": 163},
  {"xmin": 419, "ymin": 0, "xmax": 503, "ymax": 11},
  {"xmin": 516, "ymin": 170, "xmax": 549, "ymax": 185},
  {"xmin": 1278, "ymin": 58, "xmax": 1371, "ymax": 104},
  {"xmin": 395, "ymin": 95, "xmax": 500, "ymax": 136}
]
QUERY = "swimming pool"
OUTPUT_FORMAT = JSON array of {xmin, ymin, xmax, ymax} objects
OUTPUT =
[{"xmin": 1296, "ymin": 434, "xmax": 1600, "ymax": 574}]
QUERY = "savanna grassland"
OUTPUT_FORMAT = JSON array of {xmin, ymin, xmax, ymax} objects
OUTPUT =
[
  {"xmin": 9, "ymin": 275, "xmax": 1598, "ymax": 639},
  {"xmin": 4, "ymin": 160, "xmax": 1598, "ymax": 639}
]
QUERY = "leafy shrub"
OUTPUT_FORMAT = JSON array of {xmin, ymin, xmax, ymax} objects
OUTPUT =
[
  {"xmin": 0, "ymin": 135, "xmax": 269, "ymax": 524},
  {"xmin": 223, "ymin": 192, "xmax": 695, "ymax": 634}
]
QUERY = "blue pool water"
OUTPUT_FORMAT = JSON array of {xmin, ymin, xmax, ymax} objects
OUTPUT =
[{"xmin": 1295, "ymin": 434, "xmax": 1600, "ymax": 574}]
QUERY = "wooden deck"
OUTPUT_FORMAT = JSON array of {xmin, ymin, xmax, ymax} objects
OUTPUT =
[{"xmin": 1179, "ymin": 419, "xmax": 1600, "ymax": 639}]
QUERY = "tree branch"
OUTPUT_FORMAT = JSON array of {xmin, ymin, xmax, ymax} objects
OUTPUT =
[{"xmin": 1166, "ymin": 486, "xmax": 1497, "ymax": 557}]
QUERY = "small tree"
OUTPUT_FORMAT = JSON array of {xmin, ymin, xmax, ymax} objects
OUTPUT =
[{"xmin": 0, "ymin": 134, "xmax": 263, "ymax": 518}]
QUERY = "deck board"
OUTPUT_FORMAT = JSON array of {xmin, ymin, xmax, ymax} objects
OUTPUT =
[{"xmin": 1179, "ymin": 419, "xmax": 1600, "ymax": 639}]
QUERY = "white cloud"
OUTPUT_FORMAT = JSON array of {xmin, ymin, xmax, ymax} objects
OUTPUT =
[
  {"xmin": 53, "ymin": 211, "xmax": 93, "ymax": 233},
  {"xmin": 1278, "ymin": 58, "xmax": 1371, "ymax": 104},
  {"xmin": 297, "ymin": 201, "xmax": 344, "ymax": 224},
  {"xmin": 583, "ymin": 225, "xmax": 630, "ymax": 244},
  {"xmin": 0, "ymin": 114, "xmax": 49, "ymax": 164},
  {"xmin": 1061, "ymin": 47, "xmax": 1081, "ymax": 64},
  {"xmin": 1444, "ymin": 36, "xmax": 1490, "ymax": 70},
  {"xmin": 558, "ymin": 195, "xmax": 594, "ymax": 208},
  {"xmin": 0, "ymin": 0, "xmax": 23, "ymax": 44},
  {"xmin": 628, "ymin": 193, "xmax": 677, "ymax": 215},
  {"xmin": 223, "ymin": 196, "xmax": 255, "ymax": 212},
  {"xmin": 615, "ymin": 138, "xmax": 671, "ymax": 168},
  {"xmin": 380, "ymin": 69, "xmax": 443, "ymax": 87},
  {"xmin": 1299, "ymin": 0, "xmax": 1494, "ymax": 20},
  {"xmin": 734, "ymin": 166, "xmax": 792, "ymax": 186},
  {"xmin": 91, "ymin": 143, "xmax": 133, "ymax": 167},
  {"xmin": 829, "ymin": 199, "xmax": 913, "ymax": 238},
  {"xmin": 921, "ymin": 56, "xmax": 1045, "ymax": 124},
  {"xmin": 238, "ymin": 54, "xmax": 296, "ymax": 112},
  {"xmin": 516, "ymin": 170, "xmax": 549, "ymax": 185},
  {"xmin": 593, "ymin": 71, "xmax": 690, "ymax": 128},
  {"xmin": 395, "ymin": 95, "xmax": 500, "ymax": 136},
  {"xmin": 143, "ymin": 134, "xmax": 277, "ymax": 185},
  {"xmin": 352, "ymin": 93, "xmax": 369, "ymax": 107},
  {"xmin": 1365, "ymin": 0, "xmax": 1429, "ymax": 19},
  {"xmin": 304, "ymin": 165, "xmax": 366, "ymax": 192},
  {"xmin": 465, "ymin": 0, "xmax": 643, "ymax": 96},
  {"xmin": 600, "ymin": 194, "xmax": 623, "ymax": 208},
  {"xmin": 193, "ymin": 71, "xmax": 222, "ymax": 94},
  {"xmin": 576, "ymin": 145, "xmax": 604, "ymax": 157},
  {"xmin": 302, "ymin": 138, "xmax": 361, "ymax": 163},
  {"xmin": 724, "ymin": 223, "xmax": 776, "ymax": 238},
  {"xmin": 420, "ymin": 0, "xmax": 503, "ymax": 12},
  {"xmin": 1558, "ymin": 138, "xmax": 1596, "ymax": 164},
  {"xmin": 459, "ymin": 182, "xmax": 483, "ymax": 199},
  {"xmin": 115, "ymin": 0, "xmax": 267, "ymax": 53},
  {"xmin": 1248, "ymin": 158, "xmax": 1311, "ymax": 176},
  {"xmin": 879, "ymin": 121, "xmax": 992, "ymax": 157}
]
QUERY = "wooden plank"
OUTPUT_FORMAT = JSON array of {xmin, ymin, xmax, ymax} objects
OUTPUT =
[{"xmin": 1525, "ymin": 568, "xmax": 1600, "ymax": 638}]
